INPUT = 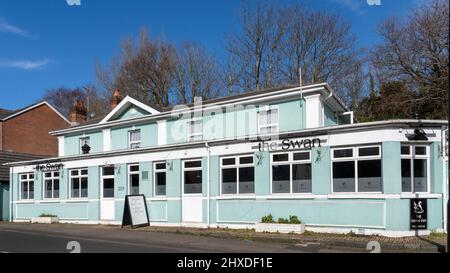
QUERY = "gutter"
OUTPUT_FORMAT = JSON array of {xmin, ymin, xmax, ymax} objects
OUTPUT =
[{"xmin": 4, "ymin": 119, "xmax": 448, "ymax": 168}]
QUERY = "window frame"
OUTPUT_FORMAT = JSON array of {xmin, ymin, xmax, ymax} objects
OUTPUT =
[
  {"xmin": 128, "ymin": 164, "xmax": 140, "ymax": 195},
  {"xmin": 270, "ymin": 150, "xmax": 312, "ymax": 195},
  {"xmin": 400, "ymin": 144, "xmax": 430, "ymax": 193},
  {"xmin": 69, "ymin": 168, "xmax": 89, "ymax": 200},
  {"xmin": 43, "ymin": 171, "xmax": 60, "ymax": 200},
  {"xmin": 331, "ymin": 145, "xmax": 383, "ymax": 194},
  {"xmin": 187, "ymin": 118, "xmax": 203, "ymax": 142},
  {"xmin": 182, "ymin": 159, "xmax": 203, "ymax": 195},
  {"xmin": 257, "ymin": 105, "xmax": 279, "ymax": 135},
  {"xmin": 128, "ymin": 129, "xmax": 142, "ymax": 149},
  {"xmin": 220, "ymin": 154, "xmax": 255, "ymax": 196},
  {"xmin": 19, "ymin": 173, "xmax": 35, "ymax": 201},
  {"xmin": 153, "ymin": 161, "xmax": 167, "ymax": 197},
  {"xmin": 79, "ymin": 136, "xmax": 90, "ymax": 154}
]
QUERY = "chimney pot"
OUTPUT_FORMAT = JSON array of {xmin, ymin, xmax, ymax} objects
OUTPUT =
[
  {"xmin": 70, "ymin": 100, "xmax": 87, "ymax": 125},
  {"xmin": 110, "ymin": 88, "xmax": 123, "ymax": 109}
]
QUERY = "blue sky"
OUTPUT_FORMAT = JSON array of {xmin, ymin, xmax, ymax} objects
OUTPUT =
[{"xmin": 0, "ymin": 0, "xmax": 424, "ymax": 110}]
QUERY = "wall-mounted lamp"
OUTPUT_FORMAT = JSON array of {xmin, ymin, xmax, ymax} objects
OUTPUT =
[
  {"xmin": 256, "ymin": 151, "xmax": 264, "ymax": 166},
  {"xmin": 166, "ymin": 161, "xmax": 173, "ymax": 171},
  {"xmin": 115, "ymin": 165, "xmax": 121, "ymax": 174}
]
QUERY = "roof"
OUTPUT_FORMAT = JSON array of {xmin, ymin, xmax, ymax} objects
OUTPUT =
[
  {"xmin": 0, "ymin": 101, "xmax": 71, "ymax": 124},
  {"xmin": 0, "ymin": 151, "xmax": 46, "ymax": 181}
]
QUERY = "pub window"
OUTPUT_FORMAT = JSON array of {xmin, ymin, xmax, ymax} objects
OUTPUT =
[
  {"xmin": 401, "ymin": 145, "xmax": 429, "ymax": 193},
  {"xmin": 258, "ymin": 107, "xmax": 278, "ymax": 134},
  {"xmin": 43, "ymin": 171, "xmax": 60, "ymax": 199},
  {"xmin": 79, "ymin": 137, "xmax": 90, "ymax": 154},
  {"xmin": 20, "ymin": 173, "xmax": 34, "ymax": 200},
  {"xmin": 271, "ymin": 151, "xmax": 312, "ymax": 194},
  {"xmin": 183, "ymin": 160, "xmax": 202, "ymax": 194},
  {"xmin": 187, "ymin": 120, "xmax": 203, "ymax": 142},
  {"xmin": 129, "ymin": 129, "xmax": 141, "ymax": 149},
  {"xmin": 70, "ymin": 168, "xmax": 88, "ymax": 199},
  {"xmin": 129, "ymin": 164, "xmax": 140, "ymax": 195},
  {"xmin": 221, "ymin": 155, "xmax": 255, "ymax": 195},
  {"xmin": 154, "ymin": 162, "xmax": 166, "ymax": 196},
  {"xmin": 332, "ymin": 146, "xmax": 382, "ymax": 193}
]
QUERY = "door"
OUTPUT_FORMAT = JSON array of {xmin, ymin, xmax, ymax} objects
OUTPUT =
[
  {"xmin": 101, "ymin": 166, "xmax": 115, "ymax": 220},
  {"xmin": 182, "ymin": 160, "xmax": 203, "ymax": 222}
]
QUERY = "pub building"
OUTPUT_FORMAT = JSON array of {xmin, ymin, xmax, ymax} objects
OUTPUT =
[{"xmin": 5, "ymin": 83, "xmax": 449, "ymax": 237}]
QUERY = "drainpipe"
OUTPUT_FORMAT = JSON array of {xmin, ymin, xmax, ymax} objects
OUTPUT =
[
  {"xmin": 443, "ymin": 128, "xmax": 448, "ymax": 233},
  {"xmin": 205, "ymin": 142, "xmax": 211, "ymax": 228}
]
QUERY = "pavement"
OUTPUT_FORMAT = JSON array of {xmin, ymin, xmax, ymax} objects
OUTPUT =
[{"xmin": 0, "ymin": 222, "xmax": 447, "ymax": 253}]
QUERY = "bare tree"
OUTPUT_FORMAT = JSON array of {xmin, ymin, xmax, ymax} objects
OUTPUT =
[
  {"xmin": 175, "ymin": 43, "xmax": 220, "ymax": 104},
  {"xmin": 371, "ymin": 0, "xmax": 449, "ymax": 119},
  {"xmin": 96, "ymin": 28, "xmax": 177, "ymax": 107}
]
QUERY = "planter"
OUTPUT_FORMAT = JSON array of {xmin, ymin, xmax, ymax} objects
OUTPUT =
[
  {"xmin": 31, "ymin": 217, "xmax": 59, "ymax": 224},
  {"xmin": 255, "ymin": 223, "xmax": 305, "ymax": 234}
]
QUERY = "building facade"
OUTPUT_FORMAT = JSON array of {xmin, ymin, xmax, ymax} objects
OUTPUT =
[
  {"xmin": 6, "ymin": 83, "xmax": 449, "ymax": 236},
  {"xmin": 0, "ymin": 101, "xmax": 70, "ymax": 220}
]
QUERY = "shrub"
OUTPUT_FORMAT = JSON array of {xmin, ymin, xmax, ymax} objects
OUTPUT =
[
  {"xmin": 261, "ymin": 214, "xmax": 275, "ymax": 223},
  {"xmin": 289, "ymin": 215, "xmax": 302, "ymax": 224},
  {"xmin": 277, "ymin": 218, "xmax": 289, "ymax": 224}
]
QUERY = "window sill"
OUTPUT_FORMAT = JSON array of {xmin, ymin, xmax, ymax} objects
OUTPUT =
[
  {"xmin": 66, "ymin": 199, "xmax": 89, "ymax": 203},
  {"xmin": 148, "ymin": 196, "xmax": 168, "ymax": 201},
  {"xmin": 16, "ymin": 200, "xmax": 35, "ymax": 204},
  {"xmin": 216, "ymin": 195, "xmax": 256, "ymax": 200},
  {"xmin": 400, "ymin": 193, "xmax": 442, "ymax": 199},
  {"xmin": 40, "ymin": 199, "xmax": 61, "ymax": 203},
  {"xmin": 267, "ymin": 194, "xmax": 315, "ymax": 200},
  {"xmin": 327, "ymin": 193, "xmax": 386, "ymax": 199}
]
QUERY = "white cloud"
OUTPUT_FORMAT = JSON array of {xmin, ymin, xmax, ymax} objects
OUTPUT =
[
  {"xmin": 0, "ymin": 59, "xmax": 50, "ymax": 70},
  {"xmin": 332, "ymin": 0, "xmax": 367, "ymax": 15},
  {"xmin": 0, "ymin": 17, "xmax": 34, "ymax": 38}
]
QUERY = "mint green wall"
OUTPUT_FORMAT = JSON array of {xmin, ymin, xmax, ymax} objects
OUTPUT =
[
  {"xmin": 88, "ymin": 166, "xmax": 100, "ymax": 221},
  {"xmin": 0, "ymin": 182, "xmax": 9, "ymax": 221},
  {"xmin": 209, "ymin": 156, "xmax": 220, "ymax": 196},
  {"xmin": 115, "ymin": 105, "xmax": 150, "ymax": 121},
  {"xmin": 278, "ymin": 99, "xmax": 306, "ymax": 132},
  {"xmin": 430, "ymin": 142, "xmax": 444, "ymax": 193},
  {"xmin": 255, "ymin": 151, "xmax": 270, "ymax": 195},
  {"xmin": 111, "ymin": 123, "xmax": 157, "ymax": 150},
  {"xmin": 34, "ymin": 171, "xmax": 42, "ymax": 200},
  {"xmin": 324, "ymin": 103, "xmax": 337, "ymax": 127},
  {"xmin": 312, "ymin": 146, "xmax": 331, "ymax": 194},
  {"xmin": 386, "ymin": 199, "xmax": 443, "ymax": 231},
  {"xmin": 382, "ymin": 142, "xmax": 402, "ymax": 194},
  {"xmin": 65, "ymin": 131, "xmax": 103, "ymax": 156},
  {"xmin": 59, "ymin": 169, "xmax": 69, "ymax": 200},
  {"xmin": 140, "ymin": 161, "xmax": 152, "ymax": 196},
  {"xmin": 166, "ymin": 159, "xmax": 181, "ymax": 197},
  {"xmin": 16, "ymin": 202, "xmax": 91, "ymax": 220}
]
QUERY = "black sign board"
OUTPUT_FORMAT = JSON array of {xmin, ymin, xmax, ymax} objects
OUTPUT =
[
  {"xmin": 410, "ymin": 198, "xmax": 427, "ymax": 230},
  {"xmin": 121, "ymin": 194, "xmax": 150, "ymax": 229}
]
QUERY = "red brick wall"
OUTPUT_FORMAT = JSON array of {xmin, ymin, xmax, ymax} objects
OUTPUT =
[{"xmin": 2, "ymin": 104, "xmax": 69, "ymax": 156}]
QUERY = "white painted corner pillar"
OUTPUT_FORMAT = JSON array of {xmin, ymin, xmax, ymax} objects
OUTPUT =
[
  {"xmin": 57, "ymin": 136, "xmax": 65, "ymax": 157},
  {"xmin": 103, "ymin": 128, "xmax": 111, "ymax": 152},
  {"xmin": 304, "ymin": 94, "xmax": 324, "ymax": 129},
  {"xmin": 157, "ymin": 120, "xmax": 167, "ymax": 146}
]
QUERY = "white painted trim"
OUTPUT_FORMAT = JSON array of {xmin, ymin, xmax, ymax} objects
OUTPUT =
[
  {"xmin": 157, "ymin": 120, "xmax": 167, "ymax": 145},
  {"xmin": 304, "ymin": 94, "xmax": 323, "ymax": 129},
  {"xmin": 102, "ymin": 129, "xmax": 111, "ymax": 152},
  {"xmin": 100, "ymin": 96, "xmax": 160, "ymax": 124},
  {"xmin": 58, "ymin": 136, "xmax": 65, "ymax": 157}
]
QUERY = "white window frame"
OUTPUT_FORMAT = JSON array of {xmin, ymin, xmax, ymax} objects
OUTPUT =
[
  {"xmin": 182, "ymin": 159, "xmax": 203, "ymax": 195},
  {"xmin": 128, "ymin": 129, "xmax": 141, "ymax": 149},
  {"xmin": 128, "ymin": 164, "xmax": 140, "ymax": 195},
  {"xmin": 79, "ymin": 136, "xmax": 90, "ymax": 154},
  {"xmin": 187, "ymin": 118, "xmax": 203, "ymax": 142},
  {"xmin": 69, "ymin": 168, "xmax": 88, "ymax": 199},
  {"xmin": 19, "ymin": 173, "xmax": 34, "ymax": 200},
  {"xmin": 153, "ymin": 161, "xmax": 167, "ymax": 197},
  {"xmin": 400, "ymin": 144, "xmax": 430, "ymax": 193},
  {"xmin": 257, "ymin": 105, "xmax": 279, "ymax": 135},
  {"xmin": 220, "ymin": 154, "xmax": 255, "ymax": 196},
  {"xmin": 101, "ymin": 166, "xmax": 116, "ymax": 199},
  {"xmin": 331, "ymin": 145, "xmax": 383, "ymax": 194},
  {"xmin": 270, "ymin": 150, "xmax": 312, "ymax": 194},
  {"xmin": 43, "ymin": 171, "xmax": 60, "ymax": 200}
]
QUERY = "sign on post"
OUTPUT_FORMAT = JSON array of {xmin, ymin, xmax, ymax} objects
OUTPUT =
[
  {"xmin": 122, "ymin": 194, "xmax": 150, "ymax": 228},
  {"xmin": 410, "ymin": 198, "xmax": 427, "ymax": 230}
]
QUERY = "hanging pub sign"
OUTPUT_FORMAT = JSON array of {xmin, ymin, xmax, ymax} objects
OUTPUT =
[
  {"xmin": 122, "ymin": 194, "xmax": 150, "ymax": 229},
  {"xmin": 410, "ymin": 198, "xmax": 427, "ymax": 230},
  {"xmin": 34, "ymin": 162, "xmax": 64, "ymax": 172}
]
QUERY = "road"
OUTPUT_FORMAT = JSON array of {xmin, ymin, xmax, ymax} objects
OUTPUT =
[{"xmin": 0, "ymin": 222, "xmax": 315, "ymax": 253}]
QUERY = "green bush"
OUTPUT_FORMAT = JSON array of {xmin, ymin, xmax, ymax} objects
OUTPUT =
[
  {"xmin": 277, "ymin": 218, "xmax": 289, "ymax": 224},
  {"xmin": 261, "ymin": 214, "xmax": 275, "ymax": 223},
  {"xmin": 289, "ymin": 215, "xmax": 302, "ymax": 224}
]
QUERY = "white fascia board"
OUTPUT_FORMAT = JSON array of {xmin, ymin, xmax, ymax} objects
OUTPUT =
[
  {"xmin": 99, "ymin": 96, "xmax": 161, "ymax": 124},
  {"xmin": 1, "ymin": 101, "xmax": 71, "ymax": 125}
]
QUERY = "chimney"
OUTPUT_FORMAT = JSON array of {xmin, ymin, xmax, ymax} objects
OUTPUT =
[
  {"xmin": 70, "ymin": 100, "xmax": 87, "ymax": 125},
  {"xmin": 110, "ymin": 88, "xmax": 123, "ymax": 109}
]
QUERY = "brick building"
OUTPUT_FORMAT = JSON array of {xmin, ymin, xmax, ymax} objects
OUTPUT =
[{"xmin": 0, "ymin": 101, "xmax": 70, "ymax": 220}]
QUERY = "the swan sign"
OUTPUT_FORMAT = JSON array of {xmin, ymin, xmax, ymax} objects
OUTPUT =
[{"xmin": 410, "ymin": 198, "xmax": 427, "ymax": 230}]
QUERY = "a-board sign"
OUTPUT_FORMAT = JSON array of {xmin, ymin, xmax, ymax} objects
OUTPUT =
[
  {"xmin": 122, "ymin": 194, "xmax": 150, "ymax": 228},
  {"xmin": 410, "ymin": 198, "xmax": 427, "ymax": 230}
]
